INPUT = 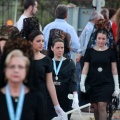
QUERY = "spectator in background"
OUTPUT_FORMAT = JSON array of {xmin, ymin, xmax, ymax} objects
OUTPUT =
[
  {"xmin": 79, "ymin": 10, "xmax": 100, "ymax": 68},
  {"xmin": 101, "ymin": 8, "xmax": 109, "ymax": 20},
  {"xmin": 0, "ymin": 25, "xmax": 35, "ymax": 91},
  {"xmin": 115, "ymin": 8, "xmax": 120, "ymax": 80},
  {"xmin": 0, "ymin": 26, "xmax": 8, "ymax": 53},
  {"xmin": 109, "ymin": 8, "xmax": 117, "ymax": 42},
  {"xmin": 116, "ymin": 8, "xmax": 120, "ymax": 44},
  {"xmin": 0, "ymin": 26, "xmax": 20, "ymax": 57},
  {"xmin": 98, "ymin": 13, "xmax": 104, "ymax": 19},
  {"xmin": 109, "ymin": 8, "xmax": 116, "ymax": 25},
  {"xmin": 43, "ymin": 4, "xmax": 79, "ymax": 57},
  {"xmin": 16, "ymin": 0, "xmax": 38, "ymax": 31}
]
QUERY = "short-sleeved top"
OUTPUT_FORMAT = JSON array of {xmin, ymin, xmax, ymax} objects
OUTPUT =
[
  {"xmin": 52, "ymin": 59, "xmax": 77, "ymax": 96},
  {"xmin": 0, "ymin": 91, "xmax": 46, "ymax": 120},
  {"xmin": 84, "ymin": 48, "xmax": 116, "ymax": 86},
  {"xmin": 29, "ymin": 56, "xmax": 52, "ymax": 93}
]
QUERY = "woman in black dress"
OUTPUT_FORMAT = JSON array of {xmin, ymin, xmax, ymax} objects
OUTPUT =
[
  {"xmin": 0, "ymin": 49, "xmax": 46, "ymax": 120},
  {"xmin": 48, "ymin": 38, "xmax": 78, "ymax": 120},
  {"xmin": 28, "ymin": 30, "xmax": 67, "ymax": 120},
  {"xmin": 80, "ymin": 29, "xmax": 119, "ymax": 120}
]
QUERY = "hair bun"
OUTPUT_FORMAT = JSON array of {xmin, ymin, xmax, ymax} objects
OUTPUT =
[
  {"xmin": 95, "ymin": 19, "xmax": 110, "ymax": 31},
  {"xmin": 50, "ymin": 28, "xmax": 66, "ymax": 40},
  {"xmin": 0, "ymin": 26, "xmax": 20, "ymax": 41}
]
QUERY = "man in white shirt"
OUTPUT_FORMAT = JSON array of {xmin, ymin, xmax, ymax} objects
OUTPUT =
[
  {"xmin": 16, "ymin": 0, "xmax": 38, "ymax": 31},
  {"xmin": 43, "ymin": 4, "xmax": 79, "ymax": 54},
  {"xmin": 79, "ymin": 11, "xmax": 100, "ymax": 58}
]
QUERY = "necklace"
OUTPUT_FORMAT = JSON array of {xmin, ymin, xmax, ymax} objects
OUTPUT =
[
  {"xmin": 98, "ymin": 48, "xmax": 102, "ymax": 51},
  {"xmin": 13, "ymin": 96, "xmax": 18, "ymax": 102},
  {"xmin": 5, "ymin": 84, "xmax": 25, "ymax": 120},
  {"xmin": 53, "ymin": 57, "xmax": 63, "ymax": 80},
  {"xmin": 97, "ymin": 46, "xmax": 106, "ymax": 51}
]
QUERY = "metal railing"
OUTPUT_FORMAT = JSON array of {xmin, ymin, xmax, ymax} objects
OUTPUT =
[{"xmin": 0, "ymin": 0, "xmax": 21, "ymax": 26}]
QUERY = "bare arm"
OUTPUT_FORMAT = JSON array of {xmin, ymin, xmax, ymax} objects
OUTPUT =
[
  {"xmin": 82, "ymin": 62, "xmax": 89, "ymax": 74},
  {"xmin": 111, "ymin": 62, "xmax": 118, "ymax": 75},
  {"xmin": 46, "ymin": 72, "xmax": 59, "ymax": 106}
]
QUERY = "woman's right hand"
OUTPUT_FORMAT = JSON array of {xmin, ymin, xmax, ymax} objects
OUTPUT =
[
  {"xmin": 112, "ymin": 88, "xmax": 119, "ymax": 98},
  {"xmin": 80, "ymin": 74, "xmax": 87, "ymax": 93},
  {"xmin": 54, "ymin": 105, "xmax": 68, "ymax": 120},
  {"xmin": 80, "ymin": 83, "xmax": 86, "ymax": 93}
]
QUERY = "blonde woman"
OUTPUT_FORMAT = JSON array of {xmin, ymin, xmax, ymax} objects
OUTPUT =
[{"xmin": 0, "ymin": 50, "xmax": 46, "ymax": 120}]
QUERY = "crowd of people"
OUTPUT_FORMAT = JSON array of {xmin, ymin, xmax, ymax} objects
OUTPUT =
[{"xmin": 0, "ymin": 0, "xmax": 120, "ymax": 120}]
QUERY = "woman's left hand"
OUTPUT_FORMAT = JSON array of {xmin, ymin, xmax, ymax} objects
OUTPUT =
[{"xmin": 72, "ymin": 93, "xmax": 79, "ymax": 108}]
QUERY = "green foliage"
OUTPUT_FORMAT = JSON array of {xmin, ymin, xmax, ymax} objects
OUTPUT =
[
  {"xmin": 36, "ymin": 0, "xmax": 69, "ymax": 28},
  {"xmin": 0, "ymin": 0, "xmax": 119, "ymax": 27}
]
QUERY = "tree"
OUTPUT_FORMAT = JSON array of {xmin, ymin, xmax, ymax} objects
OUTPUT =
[
  {"xmin": 18, "ymin": 0, "xmax": 120, "ymax": 28},
  {"xmin": 36, "ymin": 0, "xmax": 68, "ymax": 27}
]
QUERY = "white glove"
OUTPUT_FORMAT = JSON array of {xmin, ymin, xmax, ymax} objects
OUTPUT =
[
  {"xmin": 54, "ymin": 105, "xmax": 68, "ymax": 120},
  {"xmin": 80, "ymin": 74, "xmax": 87, "ymax": 93},
  {"xmin": 112, "ymin": 75, "xmax": 119, "ymax": 98},
  {"xmin": 72, "ymin": 93, "xmax": 79, "ymax": 109}
]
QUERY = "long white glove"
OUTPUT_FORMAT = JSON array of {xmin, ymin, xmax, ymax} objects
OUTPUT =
[
  {"xmin": 54, "ymin": 105, "xmax": 68, "ymax": 120},
  {"xmin": 72, "ymin": 93, "xmax": 79, "ymax": 108},
  {"xmin": 112, "ymin": 75, "xmax": 119, "ymax": 98},
  {"xmin": 68, "ymin": 93, "xmax": 82, "ymax": 118},
  {"xmin": 80, "ymin": 74, "xmax": 87, "ymax": 93}
]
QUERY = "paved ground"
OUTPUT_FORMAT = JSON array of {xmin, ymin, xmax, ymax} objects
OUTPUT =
[
  {"xmin": 70, "ymin": 110, "xmax": 120, "ymax": 120},
  {"xmin": 70, "ymin": 111, "xmax": 94, "ymax": 120}
]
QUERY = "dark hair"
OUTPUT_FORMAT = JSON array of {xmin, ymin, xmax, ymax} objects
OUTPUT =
[
  {"xmin": 55, "ymin": 4, "xmax": 68, "ymax": 19},
  {"xmin": 51, "ymin": 38, "xmax": 64, "ymax": 47},
  {"xmin": 0, "ymin": 37, "xmax": 34, "ymax": 88},
  {"xmin": 95, "ymin": 29, "xmax": 108, "ymax": 39},
  {"xmin": 23, "ymin": 0, "xmax": 36, "ymax": 10},
  {"xmin": 28, "ymin": 30, "xmax": 43, "ymax": 42},
  {"xmin": 20, "ymin": 17, "xmax": 40, "ymax": 40},
  {"xmin": 0, "ymin": 26, "xmax": 20, "ymax": 41},
  {"xmin": 116, "ymin": 8, "xmax": 120, "ymax": 41},
  {"xmin": 89, "ymin": 11, "xmax": 99, "ymax": 21},
  {"xmin": 47, "ymin": 38, "xmax": 64, "ymax": 58},
  {"xmin": 101, "ymin": 8, "xmax": 109, "ymax": 20},
  {"xmin": 48, "ymin": 29, "xmax": 71, "ymax": 58},
  {"xmin": 3, "ymin": 37, "xmax": 34, "ymax": 59},
  {"xmin": 109, "ymin": 8, "xmax": 116, "ymax": 20}
]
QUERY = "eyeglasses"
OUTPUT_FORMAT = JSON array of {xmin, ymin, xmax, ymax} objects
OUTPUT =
[{"xmin": 6, "ymin": 65, "xmax": 26, "ymax": 70}]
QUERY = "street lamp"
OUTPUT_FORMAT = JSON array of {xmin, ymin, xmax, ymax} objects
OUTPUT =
[{"xmin": 92, "ymin": 0, "xmax": 105, "ymax": 13}]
